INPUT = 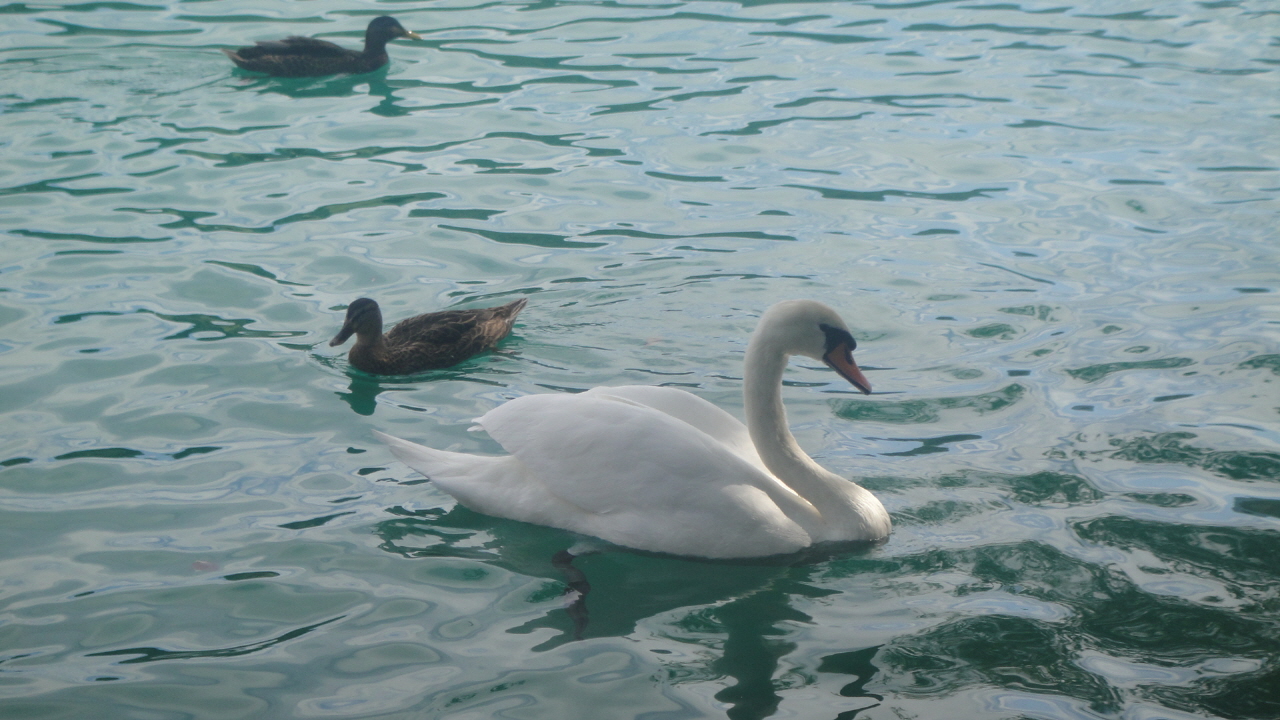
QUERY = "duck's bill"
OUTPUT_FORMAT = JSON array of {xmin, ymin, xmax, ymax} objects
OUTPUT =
[
  {"xmin": 823, "ymin": 343, "xmax": 872, "ymax": 395},
  {"xmin": 402, "ymin": 30, "xmax": 423, "ymax": 40},
  {"xmin": 329, "ymin": 324, "xmax": 356, "ymax": 347}
]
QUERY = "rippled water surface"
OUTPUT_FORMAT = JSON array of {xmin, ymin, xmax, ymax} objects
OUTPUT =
[{"xmin": 2, "ymin": 0, "xmax": 1278, "ymax": 718}]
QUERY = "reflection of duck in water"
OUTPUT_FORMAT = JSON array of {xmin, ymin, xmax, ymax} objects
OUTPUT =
[
  {"xmin": 223, "ymin": 16, "xmax": 421, "ymax": 77},
  {"xmin": 377, "ymin": 299, "xmax": 891, "ymax": 558},
  {"xmin": 330, "ymin": 297, "xmax": 527, "ymax": 375}
]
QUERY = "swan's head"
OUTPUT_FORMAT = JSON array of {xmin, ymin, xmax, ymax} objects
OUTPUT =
[
  {"xmin": 330, "ymin": 297, "xmax": 383, "ymax": 347},
  {"xmin": 755, "ymin": 299, "xmax": 873, "ymax": 395}
]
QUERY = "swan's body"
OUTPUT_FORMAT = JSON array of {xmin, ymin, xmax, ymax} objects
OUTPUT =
[
  {"xmin": 376, "ymin": 300, "xmax": 890, "ymax": 558},
  {"xmin": 223, "ymin": 16, "xmax": 420, "ymax": 78}
]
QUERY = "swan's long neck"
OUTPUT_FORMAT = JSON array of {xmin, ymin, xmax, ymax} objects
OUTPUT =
[
  {"xmin": 743, "ymin": 341, "xmax": 844, "ymax": 508},
  {"xmin": 742, "ymin": 329, "xmax": 889, "ymax": 541}
]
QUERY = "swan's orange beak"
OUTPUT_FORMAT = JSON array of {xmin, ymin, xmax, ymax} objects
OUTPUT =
[{"xmin": 824, "ymin": 342, "xmax": 872, "ymax": 395}]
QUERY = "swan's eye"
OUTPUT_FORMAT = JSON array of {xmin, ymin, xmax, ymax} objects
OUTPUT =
[{"xmin": 819, "ymin": 323, "xmax": 856, "ymax": 354}]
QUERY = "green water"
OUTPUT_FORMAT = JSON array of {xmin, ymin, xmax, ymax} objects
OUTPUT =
[{"xmin": 2, "ymin": 0, "xmax": 1278, "ymax": 718}]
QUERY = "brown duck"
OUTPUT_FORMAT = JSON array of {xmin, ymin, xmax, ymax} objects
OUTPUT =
[
  {"xmin": 223, "ymin": 16, "xmax": 421, "ymax": 78},
  {"xmin": 330, "ymin": 297, "xmax": 527, "ymax": 375}
]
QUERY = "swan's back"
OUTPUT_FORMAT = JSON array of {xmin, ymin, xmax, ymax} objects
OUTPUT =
[
  {"xmin": 479, "ymin": 393, "xmax": 803, "ymax": 516},
  {"xmin": 581, "ymin": 386, "xmax": 765, "ymax": 471}
]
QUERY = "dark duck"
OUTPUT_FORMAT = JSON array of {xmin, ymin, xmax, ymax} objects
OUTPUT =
[
  {"xmin": 223, "ymin": 16, "xmax": 421, "ymax": 78},
  {"xmin": 330, "ymin": 298, "xmax": 528, "ymax": 375}
]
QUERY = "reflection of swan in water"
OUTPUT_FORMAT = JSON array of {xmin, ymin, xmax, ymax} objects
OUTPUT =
[
  {"xmin": 551, "ymin": 550, "xmax": 590, "ymax": 640},
  {"xmin": 376, "ymin": 300, "xmax": 891, "ymax": 559},
  {"xmin": 372, "ymin": 505, "xmax": 793, "ymax": 645},
  {"xmin": 372, "ymin": 508, "xmax": 885, "ymax": 717}
]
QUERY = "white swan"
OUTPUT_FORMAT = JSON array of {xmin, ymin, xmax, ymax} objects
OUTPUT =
[{"xmin": 375, "ymin": 299, "xmax": 891, "ymax": 559}]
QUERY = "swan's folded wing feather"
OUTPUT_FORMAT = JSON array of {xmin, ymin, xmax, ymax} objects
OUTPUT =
[
  {"xmin": 581, "ymin": 385, "xmax": 765, "ymax": 470},
  {"xmin": 378, "ymin": 394, "xmax": 817, "ymax": 558},
  {"xmin": 374, "ymin": 430, "xmax": 588, "ymax": 527},
  {"xmin": 478, "ymin": 392, "xmax": 813, "ymax": 556},
  {"xmin": 477, "ymin": 393, "xmax": 812, "ymax": 523}
]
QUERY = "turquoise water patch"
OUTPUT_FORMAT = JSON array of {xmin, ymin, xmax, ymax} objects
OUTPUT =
[{"xmin": 1, "ymin": 1, "xmax": 1277, "ymax": 718}]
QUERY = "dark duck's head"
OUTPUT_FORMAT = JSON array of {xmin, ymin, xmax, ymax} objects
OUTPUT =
[
  {"xmin": 364, "ymin": 16, "xmax": 421, "ymax": 52},
  {"xmin": 330, "ymin": 298, "xmax": 383, "ymax": 347}
]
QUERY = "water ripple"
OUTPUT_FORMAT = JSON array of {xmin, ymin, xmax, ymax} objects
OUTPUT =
[{"xmin": 1, "ymin": 0, "xmax": 1277, "ymax": 717}]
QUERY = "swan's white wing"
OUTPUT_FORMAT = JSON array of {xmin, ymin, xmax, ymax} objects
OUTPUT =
[
  {"xmin": 473, "ymin": 392, "xmax": 815, "ymax": 557},
  {"xmin": 581, "ymin": 385, "xmax": 765, "ymax": 471},
  {"xmin": 374, "ymin": 430, "xmax": 584, "ymax": 529}
]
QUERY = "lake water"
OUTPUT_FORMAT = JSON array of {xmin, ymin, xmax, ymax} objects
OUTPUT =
[{"xmin": 2, "ymin": 0, "xmax": 1278, "ymax": 718}]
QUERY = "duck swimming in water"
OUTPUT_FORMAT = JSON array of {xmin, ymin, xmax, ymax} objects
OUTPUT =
[
  {"xmin": 375, "ymin": 299, "xmax": 891, "ymax": 559},
  {"xmin": 330, "ymin": 297, "xmax": 527, "ymax": 375},
  {"xmin": 223, "ymin": 16, "xmax": 421, "ymax": 78}
]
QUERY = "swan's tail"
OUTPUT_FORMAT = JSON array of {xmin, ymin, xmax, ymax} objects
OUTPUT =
[
  {"xmin": 373, "ymin": 430, "xmax": 583, "ymax": 528},
  {"xmin": 374, "ymin": 430, "xmax": 480, "ymax": 481}
]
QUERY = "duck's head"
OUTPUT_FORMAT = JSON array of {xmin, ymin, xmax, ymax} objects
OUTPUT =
[
  {"xmin": 330, "ymin": 297, "xmax": 383, "ymax": 347},
  {"xmin": 367, "ymin": 16, "xmax": 421, "ymax": 44},
  {"xmin": 754, "ymin": 299, "xmax": 873, "ymax": 395}
]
